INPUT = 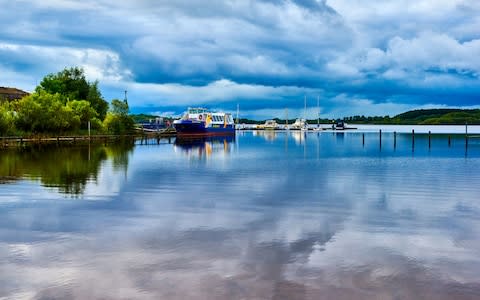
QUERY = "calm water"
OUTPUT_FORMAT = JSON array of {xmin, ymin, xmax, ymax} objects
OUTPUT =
[{"xmin": 1, "ymin": 131, "xmax": 480, "ymax": 299}]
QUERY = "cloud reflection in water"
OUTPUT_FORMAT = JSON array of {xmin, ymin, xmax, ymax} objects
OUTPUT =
[{"xmin": 0, "ymin": 132, "xmax": 480, "ymax": 299}]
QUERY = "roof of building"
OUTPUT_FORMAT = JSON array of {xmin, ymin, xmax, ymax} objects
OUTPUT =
[{"xmin": 0, "ymin": 87, "xmax": 30, "ymax": 96}]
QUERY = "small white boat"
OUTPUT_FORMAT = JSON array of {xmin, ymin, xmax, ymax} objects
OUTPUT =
[
  {"xmin": 290, "ymin": 118, "xmax": 308, "ymax": 131},
  {"xmin": 262, "ymin": 120, "xmax": 279, "ymax": 130}
]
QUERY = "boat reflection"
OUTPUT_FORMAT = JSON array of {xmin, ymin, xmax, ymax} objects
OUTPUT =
[
  {"xmin": 291, "ymin": 131, "xmax": 307, "ymax": 145},
  {"xmin": 259, "ymin": 130, "xmax": 277, "ymax": 141},
  {"xmin": 174, "ymin": 136, "xmax": 235, "ymax": 160}
]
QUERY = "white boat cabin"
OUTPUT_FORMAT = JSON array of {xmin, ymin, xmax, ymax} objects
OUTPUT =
[{"xmin": 183, "ymin": 107, "xmax": 234, "ymax": 125}]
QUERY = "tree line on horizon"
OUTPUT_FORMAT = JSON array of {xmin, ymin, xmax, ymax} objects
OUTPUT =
[
  {"xmin": 342, "ymin": 109, "xmax": 480, "ymax": 125},
  {"xmin": 233, "ymin": 107, "xmax": 480, "ymax": 125},
  {"xmin": 0, "ymin": 67, "xmax": 135, "ymax": 136}
]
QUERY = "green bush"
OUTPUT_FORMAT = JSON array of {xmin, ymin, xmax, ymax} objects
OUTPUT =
[
  {"xmin": 103, "ymin": 113, "xmax": 134, "ymax": 135},
  {"xmin": 0, "ymin": 102, "xmax": 17, "ymax": 136}
]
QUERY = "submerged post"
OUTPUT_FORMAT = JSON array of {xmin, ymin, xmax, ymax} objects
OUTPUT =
[
  {"xmin": 362, "ymin": 133, "xmax": 365, "ymax": 146},
  {"xmin": 412, "ymin": 129, "xmax": 415, "ymax": 151},
  {"xmin": 379, "ymin": 129, "xmax": 382, "ymax": 149},
  {"xmin": 465, "ymin": 122, "xmax": 469, "ymax": 149},
  {"xmin": 448, "ymin": 135, "xmax": 451, "ymax": 147},
  {"xmin": 394, "ymin": 131, "xmax": 397, "ymax": 149},
  {"xmin": 428, "ymin": 131, "xmax": 431, "ymax": 149}
]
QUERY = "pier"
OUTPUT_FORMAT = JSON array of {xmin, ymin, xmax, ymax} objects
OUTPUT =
[{"xmin": 0, "ymin": 129, "xmax": 176, "ymax": 148}]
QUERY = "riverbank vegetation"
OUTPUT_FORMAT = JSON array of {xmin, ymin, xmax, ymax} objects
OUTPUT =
[
  {"xmin": 235, "ymin": 109, "xmax": 480, "ymax": 125},
  {"xmin": 343, "ymin": 109, "xmax": 480, "ymax": 125},
  {"xmin": 0, "ymin": 67, "xmax": 135, "ymax": 136}
]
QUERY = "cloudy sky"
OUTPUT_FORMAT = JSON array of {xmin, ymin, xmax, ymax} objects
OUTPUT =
[{"xmin": 1, "ymin": 0, "xmax": 479, "ymax": 118}]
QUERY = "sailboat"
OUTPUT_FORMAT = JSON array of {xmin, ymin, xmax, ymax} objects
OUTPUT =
[
  {"xmin": 300, "ymin": 95, "xmax": 309, "ymax": 131},
  {"xmin": 291, "ymin": 96, "xmax": 309, "ymax": 131},
  {"xmin": 313, "ymin": 95, "xmax": 322, "ymax": 131}
]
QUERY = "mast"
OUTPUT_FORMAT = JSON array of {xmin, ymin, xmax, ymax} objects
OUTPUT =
[
  {"xmin": 285, "ymin": 108, "xmax": 288, "ymax": 127},
  {"xmin": 304, "ymin": 95, "xmax": 307, "ymax": 120},
  {"xmin": 317, "ymin": 95, "xmax": 320, "ymax": 126},
  {"xmin": 236, "ymin": 103, "xmax": 239, "ymax": 125}
]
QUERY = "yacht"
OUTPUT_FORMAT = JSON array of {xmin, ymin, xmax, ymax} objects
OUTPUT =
[
  {"xmin": 290, "ymin": 118, "xmax": 308, "ymax": 131},
  {"xmin": 262, "ymin": 120, "xmax": 279, "ymax": 130}
]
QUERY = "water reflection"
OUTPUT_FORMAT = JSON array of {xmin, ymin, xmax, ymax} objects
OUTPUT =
[
  {"xmin": 0, "ymin": 141, "xmax": 134, "ymax": 195},
  {"xmin": 174, "ymin": 136, "xmax": 235, "ymax": 160},
  {"xmin": 1, "ymin": 131, "xmax": 480, "ymax": 299},
  {"xmin": 291, "ymin": 131, "xmax": 307, "ymax": 145}
]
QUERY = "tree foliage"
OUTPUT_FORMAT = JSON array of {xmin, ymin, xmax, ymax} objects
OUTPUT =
[
  {"xmin": 103, "ymin": 99, "xmax": 135, "ymax": 134},
  {"xmin": 15, "ymin": 91, "xmax": 77, "ymax": 133},
  {"xmin": 343, "ymin": 109, "xmax": 480, "ymax": 125},
  {"xmin": 36, "ymin": 67, "xmax": 109, "ymax": 120},
  {"xmin": 0, "ymin": 102, "xmax": 17, "ymax": 135}
]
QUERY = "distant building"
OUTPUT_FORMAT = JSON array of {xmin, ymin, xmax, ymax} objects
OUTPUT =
[{"xmin": 0, "ymin": 87, "xmax": 29, "ymax": 101}]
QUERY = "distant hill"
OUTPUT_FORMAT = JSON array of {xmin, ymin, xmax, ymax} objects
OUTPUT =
[{"xmin": 345, "ymin": 109, "xmax": 480, "ymax": 125}]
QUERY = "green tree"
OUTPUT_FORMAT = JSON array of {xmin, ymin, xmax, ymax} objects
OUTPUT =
[
  {"xmin": 103, "ymin": 99, "xmax": 135, "ymax": 134},
  {"xmin": 15, "ymin": 91, "xmax": 77, "ymax": 133},
  {"xmin": 87, "ymin": 81, "xmax": 109, "ymax": 120},
  {"xmin": 0, "ymin": 102, "xmax": 17, "ymax": 135},
  {"xmin": 36, "ymin": 67, "xmax": 109, "ymax": 120},
  {"xmin": 66, "ymin": 100, "xmax": 102, "ymax": 130},
  {"xmin": 110, "ymin": 99, "xmax": 129, "ymax": 116}
]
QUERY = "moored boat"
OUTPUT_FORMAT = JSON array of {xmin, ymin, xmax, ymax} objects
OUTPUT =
[
  {"xmin": 262, "ymin": 119, "xmax": 279, "ymax": 130},
  {"xmin": 290, "ymin": 118, "xmax": 308, "ymax": 130},
  {"xmin": 173, "ymin": 108, "xmax": 235, "ymax": 137}
]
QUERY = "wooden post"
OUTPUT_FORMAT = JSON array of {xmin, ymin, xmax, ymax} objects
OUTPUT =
[
  {"xmin": 412, "ymin": 129, "xmax": 415, "ymax": 151},
  {"xmin": 362, "ymin": 133, "xmax": 365, "ymax": 146},
  {"xmin": 448, "ymin": 135, "xmax": 451, "ymax": 147},
  {"xmin": 394, "ymin": 131, "xmax": 397, "ymax": 149},
  {"xmin": 379, "ymin": 129, "xmax": 382, "ymax": 149},
  {"xmin": 465, "ymin": 122, "xmax": 468, "ymax": 149},
  {"xmin": 428, "ymin": 131, "xmax": 431, "ymax": 149}
]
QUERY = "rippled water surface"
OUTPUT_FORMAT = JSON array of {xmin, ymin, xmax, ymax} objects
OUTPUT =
[{"xmin": 1, "ymin": 131, "xmax": 480, "ymax": 299}]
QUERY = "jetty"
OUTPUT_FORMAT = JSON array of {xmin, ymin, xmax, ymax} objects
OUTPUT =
[{"xmin": 0, "ymin": 128, "xmax": 176, "ymax": 148}]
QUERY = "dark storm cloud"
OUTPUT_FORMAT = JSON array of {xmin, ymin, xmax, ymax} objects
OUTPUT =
[{"xmin": 0, "ymin": 0, "xmax": 479, "ymax": 117}]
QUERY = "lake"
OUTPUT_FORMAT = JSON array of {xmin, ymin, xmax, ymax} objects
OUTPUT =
[{"xmin": 1, "ymin": 129, "xmax": 480, "ymax": 299}]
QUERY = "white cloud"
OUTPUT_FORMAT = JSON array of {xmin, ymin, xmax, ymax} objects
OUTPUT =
[{"xmin": 0, "ymin": 42, "xmax": 130, "ymax": 84}]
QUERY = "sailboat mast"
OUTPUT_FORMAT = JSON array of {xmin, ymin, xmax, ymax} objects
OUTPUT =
[
  {"xmin": 285, "ymin": 108, "xmax": 288, "ymax": 127},
  {"xmin": 304, "ymin": 95, "xmax": 307, "ymax": 120},
  {"xmin": 236, "ymin": 103, "xmax": 239, "ymax": 125},
  {"xmin": 317, "ymin": 95, "xmax": 320, "ymax": 126}
]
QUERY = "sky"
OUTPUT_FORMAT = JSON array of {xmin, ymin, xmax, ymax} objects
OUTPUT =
[{"xmin": 0, "ymin": 0, "xmax": 479, "ymax": 119}]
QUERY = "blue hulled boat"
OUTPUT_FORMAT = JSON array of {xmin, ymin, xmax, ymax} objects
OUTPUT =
[{"xmin": 173, "ymin": 108, "xmax": 235, "ymax": 137}]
